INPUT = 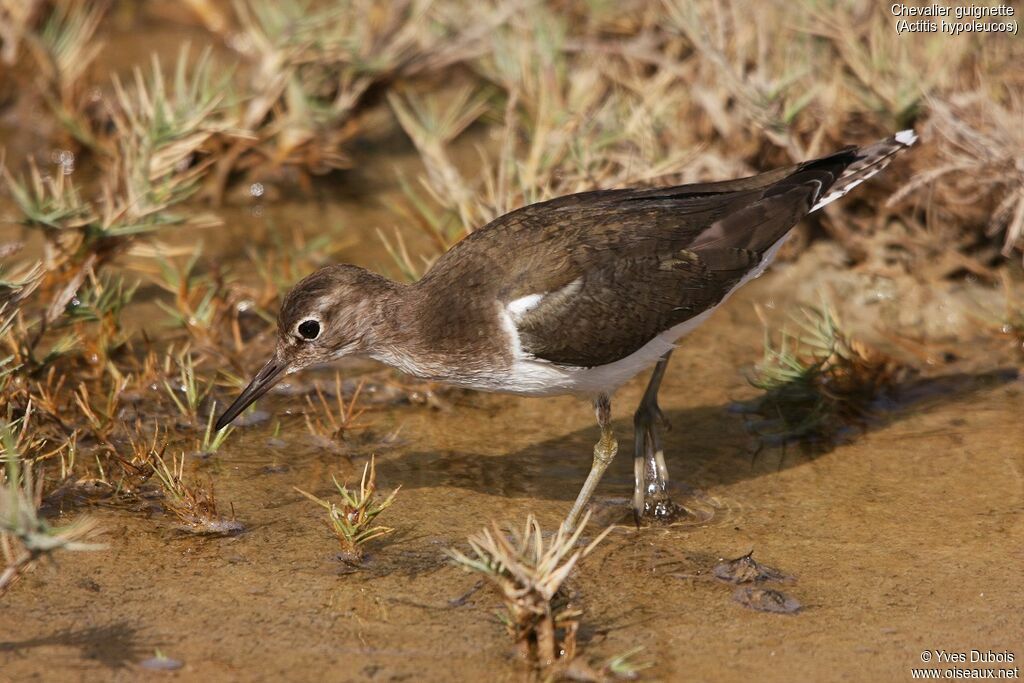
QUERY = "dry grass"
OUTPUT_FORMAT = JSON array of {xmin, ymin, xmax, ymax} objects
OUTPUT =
[
  {"xmin": 303, "ymin": 374, "xmax": 367, "ymax": 444},
  {"xmin": 0, "ymin": 420, "xmax": 104, "ymax": 597},
  {"xmin": 891, "ymin": 94, "xmax": 1024, "ymax": 261},
  {"xmin": 194, "ymin": 0, "xmax": 493, "ymax": 201},
  {"xmin": 151, "ymin": 451, "xmax": 243, "ymax": 534},
  {"xmin": 384, "ymin": 1, "xmax": 1021, "ymax": 271},
  {"xmin": 447, "ymin": 512, "xmax": 613, "ymax": 675}
]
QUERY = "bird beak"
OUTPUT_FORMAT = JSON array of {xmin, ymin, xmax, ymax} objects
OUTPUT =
[{"xmin": 215, "ymin": 356, "xmax": 288, "ymax": 430}]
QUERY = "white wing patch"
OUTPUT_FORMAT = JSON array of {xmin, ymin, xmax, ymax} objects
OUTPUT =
[{"xmin": 508, "ymin": 293, "xmax": 545, "ymax": 319}]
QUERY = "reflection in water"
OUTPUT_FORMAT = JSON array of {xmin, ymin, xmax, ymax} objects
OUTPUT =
[{"xmin": 387, "ymin": 368, "xmax": 1019, "ymax": 498}]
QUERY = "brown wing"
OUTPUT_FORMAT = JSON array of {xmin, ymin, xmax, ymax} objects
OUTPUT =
[
  {"xmin": 417, "ymin": 141, "xmax": 902, "ymax": 368},
  {"xmin": 514, "ymin": 184, "xmax": 817, "ymax": 366}
]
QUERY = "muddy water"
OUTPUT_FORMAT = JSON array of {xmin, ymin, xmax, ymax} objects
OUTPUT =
[
  {"xmin": 1, "ymin": 263, "xmax": 1022, "ymax": 681},
  {"xmin": 2, "ymin": 18, "xmax": 1024, "ymax": 683}
]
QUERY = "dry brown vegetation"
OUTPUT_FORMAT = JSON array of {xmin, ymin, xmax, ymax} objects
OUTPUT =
[
  {"xmin": 447, "ymin": 513, "xmax": 647, "ymax": 680},
  {"xmin": 0, "ymin": 0, "xmax": 1019, "ymax": 601},
  {"xmin": 738, "ymin": 304, "xmax": 913, "ymax": 447},
  {"xmin": 150, "ymin": 450, "xmax": 243, "ymax": 534},
  {"xmin": 303, "ymin": 373, "xmax": 368, "ymax": 444},
  {"xmin": 385, "ymin": 0, "xmax": 1023, "ymax": 274},
  {"xmin": 0, "ymin": 418, "xmax": 104, "ymax": 596}
]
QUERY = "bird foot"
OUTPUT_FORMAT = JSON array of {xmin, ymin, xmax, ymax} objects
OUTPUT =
[
  {"xmin": 632, "ymin": 488, "xmax": 687, "ymax": 526},
  {"xmin": 643, "ymin": 494, "xmax": 685, "ymax": 521}
]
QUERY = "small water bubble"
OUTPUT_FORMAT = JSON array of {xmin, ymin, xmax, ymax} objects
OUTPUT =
[
  {"xmin": 175, "ymin": 155, "xmax": 193, "ymax": 173},
  {"xmin": 249, "ymin": 182, "xmax": 265, "ymax": 198},
  {"xmin": 51, "ymin": 149, "xmax": 76, "ymax": 175},
  {"xmin": 251, "ymin": 204, "xmax": 264, "ymax": 218},
  {"xmin": 235, "ymin": 299, "xmax": 254, "ymax": 313},
  {"xmin": 60, "ymin": 153, "xmax": 75, "ymax": 175}
]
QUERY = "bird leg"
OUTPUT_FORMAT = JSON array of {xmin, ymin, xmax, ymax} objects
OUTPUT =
[
  {"xmin": 562, "ymin": 393, "xmax": 617, "ymax": 532},
  {"xmin": 632, "ymin": 351, "xmax": 681, "ymax": 523}
]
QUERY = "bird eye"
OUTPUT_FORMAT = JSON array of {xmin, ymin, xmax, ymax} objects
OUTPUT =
[{"xmin": 297, "ymin": 319, "xmax": 321, "ymax": 340}]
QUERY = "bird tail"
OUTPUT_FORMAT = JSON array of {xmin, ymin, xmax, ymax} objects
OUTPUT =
[{"xmin": 809, "ymin": 129, "xmax": 917, "ymax": 212}]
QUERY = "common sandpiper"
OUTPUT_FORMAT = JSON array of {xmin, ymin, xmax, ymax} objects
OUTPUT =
[{"xmin": 217, "ymin": 130, "xmax": 917, "ymax": 530}]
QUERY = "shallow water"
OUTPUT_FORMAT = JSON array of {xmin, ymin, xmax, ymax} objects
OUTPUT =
[
  {"xmin": 1, "ymin": 262, "xmax": 1021, "ymax": 681},
  {"xmin": 2, "ymin": 16, "xmax": 1023, "ymax": 683}
]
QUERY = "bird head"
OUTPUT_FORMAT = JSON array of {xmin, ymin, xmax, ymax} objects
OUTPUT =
[{"xmin": 215, "ymin": 265, "xmax": 393, "ymax": 429}]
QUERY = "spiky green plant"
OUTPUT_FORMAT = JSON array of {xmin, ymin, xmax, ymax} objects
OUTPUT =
[
  {"xmin": 294, "ymin": 456, "xmax": 399, "ymax": 561},
  {"xmin": 2, "ymin": 159, "xmax": 94, "ymax": 237},
  {"xmin": 108, "ymin": 47, "xmax": 240, "ymax": 229},
  {"xmin": 0, "ymin": 264, "xmax": 40, "ymax": 398},
  {"xmin": 742, "ymin": 305, "xmax": 909, "ymax": 445},
  {"xmin": 162, "ymin": 351, "xmax": 210, "ymax": 421},
  {"xmin": 1, "ymin": 46, "xmax": 236, "ymax": 306},
  {"xmin": 0, "ymin": 261, "xmax": 43, "ymax": 305},
  {"xmin": 602, "ymin": 647, "xmax": 653, "ymax": 680},
  {"xmin": 36, "ymin": 1, "xmax": 104, "ymax": 90},
  {"xmin": 150, "ymin": 245, "xmax": 269, "ymax": 357},
  {"xmin": 154, "ymin": 249, "xmax": 221, "ymax": 334},
  {"xmin": 197, "ymin": 402, "xmax": 234, "ymax": 457},
  {"xmin": 0, "ymin": 420, "xmax": 104, "ymax": 597},
  {"xmin": 0, "ymin": 264, "xmax": 76, "ymax": 377},
  {"xmin": 447, "ymin": 512, "xmax": 611, "ymax": 669},
  {"xmin": 61, "ymin": 274, "xmax": 137, "ymax": 326},
  {"xmin": 60, "ymin": 274, "xmax": 138, "ymax": 360}
]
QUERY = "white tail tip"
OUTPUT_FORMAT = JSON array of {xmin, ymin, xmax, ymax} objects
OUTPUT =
[{"xmin": 895, "ymin": 129, "xmax": 918, "ymax": 146}]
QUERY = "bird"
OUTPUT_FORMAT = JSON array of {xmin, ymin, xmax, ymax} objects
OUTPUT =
[{"xmin": 217, "ymin": 130, "xmax": 917, "ymax": 531}]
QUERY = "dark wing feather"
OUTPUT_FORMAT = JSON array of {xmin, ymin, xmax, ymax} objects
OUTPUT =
[
  {"xmin": 509, "ymin": 153, "xmax": 861, "ymax": 367},
  {"xmin": 515, "ymin": 183, "xmax": 818, "ymax": 366}
]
